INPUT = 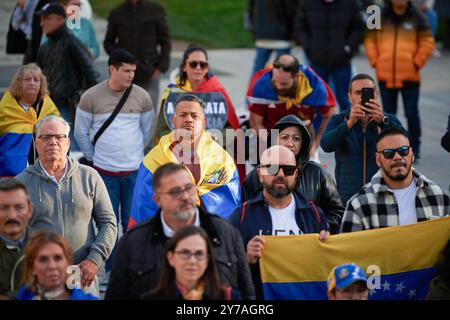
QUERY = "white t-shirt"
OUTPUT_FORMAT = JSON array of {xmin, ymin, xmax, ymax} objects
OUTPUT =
[
  {"xmin": 392, "ymin": 180, "xmax": 418, "ymax": 226},
  {"xmin": 268, "ymin": 196, "xmax": 303, "ymax": 236}
]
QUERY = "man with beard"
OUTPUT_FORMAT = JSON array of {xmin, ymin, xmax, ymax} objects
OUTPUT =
[
  {"xmin": 0, "ymin": 178, "xmax": 33, "ymax": 299},
  {"xmin": 106, "ymin": 163, "xmax": 255, "ymax": 300},
  {"xmin": 129, "ymin": 95, "xmax": 241, "ymax": 227},
  {"xmin": 229, "ymin": 145, "xmax": 329, "ymax": 298},
  {"xmin": 247, "ymin": 54, "xmax": 336, "ymax": 157},
  {"xmin": 242, "ymin": 115, "xmax": 344, "ymax": 234},
  {"xmin": 341, "ymin": 127, "xmax": 450, "ymax": 233}
]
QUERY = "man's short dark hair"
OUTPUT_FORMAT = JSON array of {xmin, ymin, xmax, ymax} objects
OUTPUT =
[
  {"xmin": 0, "ymin": 178, "xmax": 30, "ymax": 202},
  {"xmin": 348, "ymin": 73, "xmax": 376, "ymax": 93},
  {"xmin": 376, "ymin": 127, "xmax": 410, "ymax": 147},
  {"xmin": 108, "ymin": 49, "xmax": 137, "ymax": 69},
  {"xmin": 152, "ymin": 163, "xmax": 190, "ymax": 192},
  {"xmin": 175, "ymin": 94, "xmax": 205, "ymax": 111}
]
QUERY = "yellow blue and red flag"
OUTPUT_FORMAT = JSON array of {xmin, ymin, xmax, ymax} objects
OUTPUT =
[
  {"xmin": 260, "ymin": 217, "xmax": 450, "ymax": 300},
  {"xmin": 0, "ymin": 91, "xmax": 60, "ymax": 177},
  {"xmin": 129, "ymin": 131, "xmax": 241, "ymax": 228}
]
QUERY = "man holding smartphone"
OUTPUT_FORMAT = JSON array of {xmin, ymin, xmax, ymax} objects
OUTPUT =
[{"xmin": 321, "ymin": 74, "xmax": 404, "ymax": 206}]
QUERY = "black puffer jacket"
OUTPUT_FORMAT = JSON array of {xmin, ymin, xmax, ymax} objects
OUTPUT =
[
  {"xmin": 295, "ymin": 0, "xmax": 364, "ymax": 69},
  {"xmin": 104, "ymin": 0, "xmax": 171, "ymax": 85},
  {"xmin": 242, "ymin": 115, "xmax": 344, "ymax": 234},
  {"xmin": 37, "ymin": 26, "xmax": 97, "ymax": 103},
  {"xmin": 105, "ymin": 207, "xmax": 255, "ymax": 300},
  {"xmin": 248, "ymin": 0, "xmax": 299, "ymax": 40}
]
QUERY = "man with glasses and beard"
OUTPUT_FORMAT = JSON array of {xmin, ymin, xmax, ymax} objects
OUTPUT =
[
  {"xmin": 229, "ymin": 145, "xmax": 329, "ymax": 298},
  {"xmin": 247, "ymin": 54, "xmax": 336, "ymax": 158},
  {"xmin": 341, "ymin": 127, "xmax": 450, "ymax": 233},
  {"xmin": 105, "ymin": 163, "xmax": 255, "ymax": 300},
  {"xmin": 0, "ymin": 179, "xmax": 33, "ymax": 299}
]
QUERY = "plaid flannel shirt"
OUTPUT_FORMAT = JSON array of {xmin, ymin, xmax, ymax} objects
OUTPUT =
[{"xmin": 341, "ymin": 168, "xmax": 450, "ymax": 232}]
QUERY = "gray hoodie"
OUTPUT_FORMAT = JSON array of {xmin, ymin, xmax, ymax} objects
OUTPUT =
[{"xmin": 16, "ymin": 157, "xmax": 117, "ymax": 267}]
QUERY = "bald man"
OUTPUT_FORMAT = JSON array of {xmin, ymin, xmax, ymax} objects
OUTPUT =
[
  {"xmin": 247, "ymin": 54, "xmax": 336, "ymax": 156},
  {"xmin": 229, "ymin": 145, "xmax": 329, "ymax": 299}
]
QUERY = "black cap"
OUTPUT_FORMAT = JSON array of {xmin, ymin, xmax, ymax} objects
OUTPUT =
[{"xmin": 36, "ymin": 3, "xmax": 67, "ymax": 18}]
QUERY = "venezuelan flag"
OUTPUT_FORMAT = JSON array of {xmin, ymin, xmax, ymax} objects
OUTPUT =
[
  {"xmin": 129, "ymin": 131, "xmax": 241, "ymax": 227},
  {"xmin": 0, "ymin": 91, "xmax": 60, "ymax": 177},
  {"xmin": 260, "ymin": 217, "xmax": 450, "ymax": 300},
  {"xmin": 247, "ymin": 65, "xmax": 336, "ymax": 110}
]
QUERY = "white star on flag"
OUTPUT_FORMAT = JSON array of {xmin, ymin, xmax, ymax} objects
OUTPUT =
[
  {"xmin": 408, "ymin": 289, "xmax": 416, "ymax": 299},
  {"xmin": 382, "ymin": 280, "xmax": 390, "ymax": 291},
  {"xmin": 395, "ymin": 282, "xmax": 406, "ymax": 293}
]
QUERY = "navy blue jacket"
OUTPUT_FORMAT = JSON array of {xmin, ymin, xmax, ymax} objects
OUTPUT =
[
  {"xmin": 229, "ymin": 190, "xmax": 328, "ymax": 299},
  {"xmin": 321, "ymin": 108, "xmax": 403, "ymax": 206}
]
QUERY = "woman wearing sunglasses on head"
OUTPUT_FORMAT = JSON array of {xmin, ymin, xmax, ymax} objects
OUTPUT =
[
  {"xmin": 16, "ymin": 231, "xmax": 98, "ymax": 300},
  {"xmin": 142, "ymin": 225, "xmax": 241, "ymax": 300}
]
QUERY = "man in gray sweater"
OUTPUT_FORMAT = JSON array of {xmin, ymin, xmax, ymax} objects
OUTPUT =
[{"xmin": 16, "ymin": 115, "xmax": 117, "ymax": 293}]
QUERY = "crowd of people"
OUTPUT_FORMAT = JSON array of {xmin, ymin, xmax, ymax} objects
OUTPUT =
[{"xmin": 1, "ymin": 0, "xmax": 450, "ymax": 301}]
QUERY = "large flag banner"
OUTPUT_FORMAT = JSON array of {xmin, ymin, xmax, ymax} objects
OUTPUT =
[{"xmin": 260, "ymin": 217, "xmax": 450, "ymax": 300}]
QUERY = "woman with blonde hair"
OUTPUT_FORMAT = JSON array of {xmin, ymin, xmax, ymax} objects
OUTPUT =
[
  {"xmin": 0, "ymin": 63, "xmax": 60, "ymax": 177},
  {"xmin": 16, "ymin": 231, "xmax": 97, "ymax": 300}
]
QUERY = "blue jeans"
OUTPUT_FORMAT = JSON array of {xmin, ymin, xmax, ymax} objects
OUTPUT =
[
  {"xmin": 251, "ymin": 47, "xmax": 291, "ymax": 76},
  {"xmin": 310, "ymin": 61, "xmax": 352, "ymax": 111},
  {"xmin": 424, "ymin": 9, "xmax": 438, "ymax": 37},
  {"xmin": 58, "ymin": 104, "xmax": 80, "ymax": 152},
  {"xmin": 379, "ymin": 81, "xmax": 421, "ymax": 157},
  {"xmin": 100, "ymin": 170, "xmax": 138, "ymax": 271}
]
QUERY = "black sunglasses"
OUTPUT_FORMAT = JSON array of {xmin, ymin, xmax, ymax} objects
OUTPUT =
[
  {"xmin": 273, "ymin": 61, "xmax": 297, "ymax": 73},
  {"xmin": 187, "ymin": 60, "xmax": 209, "ymax": 70},
  {"xmin": 260, "ymin": 164, "xmax": 297, "ymax": 176},
  {"xmin": 377, "ymin": 146, "xmax": 411, "ymax": 159}
]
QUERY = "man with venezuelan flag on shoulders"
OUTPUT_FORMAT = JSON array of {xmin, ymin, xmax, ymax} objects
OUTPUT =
[
  {"xmin": 247, "ymin": 54, "xmax": 336, "ymax": 158},
  {"xmin": 129, "ymin": 94, "xmax": 241, "ymax": 228}
]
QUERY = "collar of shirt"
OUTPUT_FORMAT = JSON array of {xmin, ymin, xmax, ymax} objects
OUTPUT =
[
  {"xmin": 161, "ymin": 208, "xmax": 200, "ymax": 238},
  {"xmin": 39, "ymin": 159, "xmax": 68, "ymax": 184},
  {"xmin": 0, "ymin": 232, "xmax": 27, "ymax": 250}
]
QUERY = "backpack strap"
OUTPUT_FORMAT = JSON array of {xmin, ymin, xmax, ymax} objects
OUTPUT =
[
  {"xmin": 240, "ymin": 201, "xmax": 247, "ymax": 224},
  {"xmin": 309, "ymin": 201, "xmax": 321, "ymax": 225}
]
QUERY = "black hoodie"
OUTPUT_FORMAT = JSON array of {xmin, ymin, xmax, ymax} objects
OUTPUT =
[{"xmin": 242, "ymin": 115, "xmax": 344, "ymax": 234}]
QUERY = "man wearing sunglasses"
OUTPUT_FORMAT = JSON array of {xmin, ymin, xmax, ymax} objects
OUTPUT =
[
  {"xmin": 229, "ymin": 145, "xmax": 329, "ymax": 299},
  {"xmin": 242, "ymin": 115, "xmax": 344, "ymax": 234},
  {"xmin": 247, "ymin": 54, "xmax": 336, "ymax": 159},
  {"xmin": 106, "ymin": 162, "xmax": 255, "ymax": 300},
  {"xmin": 341, "ymin": 127, "xmax": 449, "ymax": 233}
]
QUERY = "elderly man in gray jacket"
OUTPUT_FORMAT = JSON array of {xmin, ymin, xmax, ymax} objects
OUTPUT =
[{"xmin": 16, "ymin": 116, "xmax": 117, "ymax": 293}]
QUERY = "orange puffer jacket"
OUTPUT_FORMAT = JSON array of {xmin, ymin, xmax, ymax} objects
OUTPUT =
[{"xmin": 364, "ymin": 2, "xmax": 434, "ymax": 88}]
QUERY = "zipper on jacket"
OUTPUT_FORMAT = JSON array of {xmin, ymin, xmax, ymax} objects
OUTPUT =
[
  {"xmin": 10, "ymin": 254, "xmax": 25, "ymax": 293},
  {"xmin": 56, "ymin": 183, "xmax": 65, "ymax": 237},
  {"xmin": 392, "ymin": 23, "xmax": 398, "ymax": 87}
]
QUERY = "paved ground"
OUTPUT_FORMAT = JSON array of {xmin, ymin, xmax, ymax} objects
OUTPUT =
[{"xmin": 1, "ymin": 0, "xmax": 449, "ymax": 189}]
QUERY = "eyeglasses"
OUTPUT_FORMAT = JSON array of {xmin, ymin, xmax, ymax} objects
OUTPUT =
[
  {"xmin": 273, "ymin": 61, "xmax": 297, "ymax": 73},
  {"xmin": 187, "ymin": 60, "xmax": 209, "ymax": 70},
  {"xmin": 157, "ymin": 184, "xmax": 197, "ymax": 199},
  {"xmin": 260, "ymin": 164, "xmax": 297, "ymax": 176},
  {"xmin": 37, "ymin": 134, "xmax": 68, "ymax": 142},
  {"xmin": 377, "ymin": 146, "xmax": 411, "ymax": 159},
  {"xmin": 174, "ymin": 249, "xmax": 208, "ymax": 261}
]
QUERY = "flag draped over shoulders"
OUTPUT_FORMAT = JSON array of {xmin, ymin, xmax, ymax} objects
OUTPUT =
[
  {"xmin": 0, "ymin": 91, "xmax": 59, "ymax": 176},
  {"xmin": 260, "ymin": 217, "xmax": 450, "ymax": 300},
  {"xmin": 129, "ymin": 131, "xmax": 241, "ymax": 228},
  {"xmin": 247, "ymin": 65, "xmax": 335, "ymax": 109}
]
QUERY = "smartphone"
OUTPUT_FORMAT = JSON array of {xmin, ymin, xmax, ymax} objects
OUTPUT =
[{"xmin": 361, "ymin": 87, "xmax": 374, "ymax": 108}]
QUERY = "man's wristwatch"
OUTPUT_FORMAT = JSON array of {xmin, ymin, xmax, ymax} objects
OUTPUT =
[{"xmin": 381, "ymin": 115, "xmax": 389, "ymax": 126}]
